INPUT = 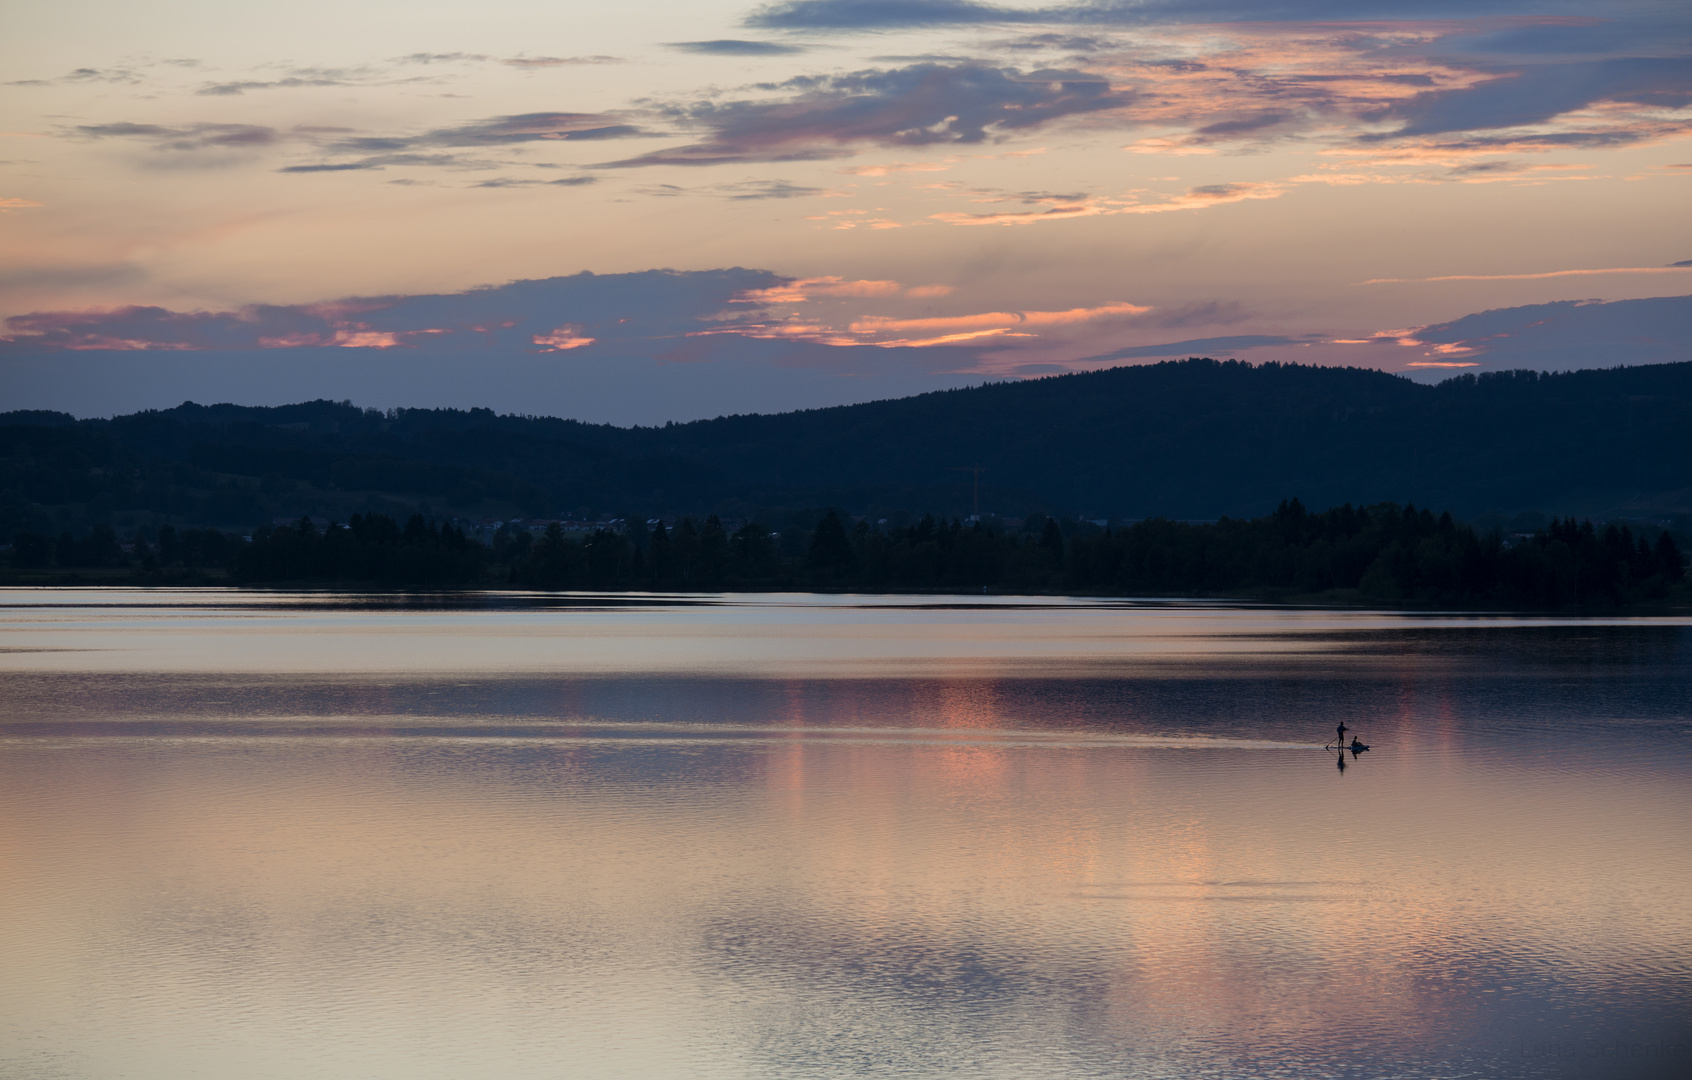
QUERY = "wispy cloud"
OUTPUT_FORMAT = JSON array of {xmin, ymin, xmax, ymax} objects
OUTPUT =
[
  {"xmin": 390, "ymin": 52, "xmax": 622, "ymax": 67},
  {"xmin": 738, "ymin": 276, "xmax": 907, "ymax": 301},
  {"xmin": 471, "ymin": 176, "xmax": 597, "ymax": 188},
  {"xmin": 198, "ymin": 77, "xmax": 351, "ymax": 96},
  {"xmin": 598, "ymin": 62, "xmax": 1126, "ymax": 167},
  {"xmin": 926, "ymin": 181, "xmax": 1283, "ymax": 226},
  {"xmin": 745, "ymin": 1, "xmax": 1667, "ymax": 33},
  {"xmin": 693, "ymin": 286, "xmax": 1150, "ymax": 348},
  {"xmin": 1361, "ymin": 266, "xmax": 1692, "ymax": 284},
  {"xmin": 267, "ymin": 112, "xmax": 647, "ymax": 172},
  {"xmin": 7, "ymin": 66, "xmax": 144, "ymax": 87},
  {"xmin": 500, "ymin": 55, "xmax": 623, "ymax": 68},
  {"xmin": 849, "ymin": 300, "xmax": 1150, "ymax": 336},
  {"xmin": 73, "ymin": 122, "xmax": 280, "ymax": 156},
  {"xmin": 0, "ymin": 196, "xmax": 45, "ymax": 211},
  {"xmin": 667, "ymin": 40, "xmax": 809, "ymax": 55},
  {"xmin": 1081, "ymin": 334, "xmax": 1308, "ymax": 361}
]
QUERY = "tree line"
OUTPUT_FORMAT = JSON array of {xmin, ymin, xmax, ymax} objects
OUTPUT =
[
  {"xmin": 19, "ymin": 499, "xmax": 1670, "ymax": 608},
  {"xmin": 6, "ymin": 500, "xmax": 1685, "ymax": 608}
]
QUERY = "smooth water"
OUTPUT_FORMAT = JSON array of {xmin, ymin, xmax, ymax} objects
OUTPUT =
[{"xmin": 1, "ymin": 590, "xmax": 1688, "ymax": 1080}]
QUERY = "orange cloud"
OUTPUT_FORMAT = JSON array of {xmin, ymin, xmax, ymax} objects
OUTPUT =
[
  {"xmin": 929, "ymin": 182, "xmax": 1284, "ymax": 227},
  {"xmin": 840, "ymin": 161, "xmax": 952, "ymax": 177},
  {"xmin": 0, "ymin": 196, "xmax": 43, "ymax": 212},
  {"xmin": 850, "ymin": 301, "xmax": 1151, "ymax": 335},
  {"xmin": 532, "ymin": 326, "xmax": 595, "ymax": 350},
  {"xmin": 686, "ymin": 321, "xmax": 861, "ymax": 347},
  {"xmin": 738, "ymin": 276, "xmax": 905, "ymax": 302},
  {"xmin": 870, "ymin": 328, "xmax": 1033, "ymax": 348}
]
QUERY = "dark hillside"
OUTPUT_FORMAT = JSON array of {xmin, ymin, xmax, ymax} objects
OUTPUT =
[{"xmin": 4, "ymin": 358, "xmax": 1691, "ymax": 541}]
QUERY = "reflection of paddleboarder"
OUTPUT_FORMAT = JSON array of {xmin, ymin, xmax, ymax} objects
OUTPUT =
[{"xmin": 1336, "ymin": 721, "xmax": 1347, "ymax": 746}]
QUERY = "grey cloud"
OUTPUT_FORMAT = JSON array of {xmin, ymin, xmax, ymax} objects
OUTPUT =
[
  {"xmin": 391, "ymin": 52, "xmax": 621, "ymax": 68},
  {"xmin": 396, "ymin": 52, "xmax": 491, "ymax": 64},
  {"xmin": 999, "ymin": 33, "xmax": 1117, "ymax": 52},
  {"xmin": 354, "ymin": 113, "xmax": 647, "ymax": 149},
  {"xmin": 866, "ymin": 53, "xmax": 973, "ymax": 62},
  {"xmin": 1378, "ymin": 57, "xmax": 1692, "ymax": 137},
  {"xmin": 746, "ymin": 0, "xmax": 1027, "ymax": 30},
  {"xmin": 601, "ymin": 62, "xmax": 1126, "ymax": 167},
  {"xmin": 1411, "ymin": 294, "xmax": 1692, "ymax": 371},
  {"xmin": 75, "ymin": 122, "xmax": 175, "ymax": 138},
  {"xmin": 198, "ymin": 77, "xmax": 350, "ymax": 96},
  {"xmin": 668, "ymin": 40, "xmax": 809, "ymax": 55},
  {"xmin": 1428, "ymin": 17, "xmax": 1692, "ymax": 61},
  {"xmin": 1670, "ymin": 259, "xmax": 1692, "ymax": 267},
  {"xmin": 723, "ymin": 179, "xmax": 826, "ymax": 198},
  {"xmin": 1447, "ymin": 160, "xmax": 1518, "ymax": 175},
  {"xmin": 551, "ymin": 125, "xmax": 645, "ymax": 140},
  {"xmin": 746, "ymin": 0, "xmax": 1692, "ymax": 154},
  {"xmin": 1402, "ymin": 129, "xmax": 1670, "ymax": 152},
  {"xmin": 272, "ymin": 113, "xmax": 649, "ymax": 173},
  {"xmin": 74, "ymin": 122, "xmax": 279, "ymax": 151},
  {"xmin": 1082, "ymin": 335, "xmax": 1303, "ymax": 361},
  {"xmin": 634, "ymin": 179, "xmax": 823, "ymax": 198},
  {"xmin": 64, "ymin": 67, "xmax": 138, "ymax": 83},
  {"xmin": 279, "ymin": 152, "xmax": 483, "ymax": 173},
  {"xmin": 1196, "ymin": 111, "xmax": 1296, "ymax": 137},
  {"xmin": 746, "ymin": 1, "xmax": 1625, "ymax": 32},
  {"xmin": 279, "ymin": 162, "xmax": 382, "ymax": 173},
  {"xmin": 500, "ymin": 56, "xmax": 623, "ymax": 68},
  {"xmin": 8, "ymin": 64, "xmax": 168, "ymax": 86},
  {"xmin": 470, "ymin": 176, "xmax": 597, "ymax": 187}
]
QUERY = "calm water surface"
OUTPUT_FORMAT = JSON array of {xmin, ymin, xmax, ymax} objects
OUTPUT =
[{"xmin": 2, "ymin": 589, "xmax": 1689, "ymax": 1079}]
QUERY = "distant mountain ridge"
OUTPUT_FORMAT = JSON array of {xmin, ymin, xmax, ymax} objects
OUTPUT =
[{"xmin": 4, "ymin": 358, "xmax": 1691, "ymax": 538}]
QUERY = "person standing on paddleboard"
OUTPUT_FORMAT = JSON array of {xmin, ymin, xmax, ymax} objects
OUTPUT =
[{"xmin": 1336, "ymin": 721, "xmax": 1347, "ymax": 747}]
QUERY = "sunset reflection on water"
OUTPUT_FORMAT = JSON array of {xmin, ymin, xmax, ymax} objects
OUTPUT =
[{"xmin": 1, "ymin": 591, "xmax": 1688, "ymax": 1079}]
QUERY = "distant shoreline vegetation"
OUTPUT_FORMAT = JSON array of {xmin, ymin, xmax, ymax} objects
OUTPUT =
[{"xmin": 5, "ymin": 500, "xmax": 1685, "ymax": 611}]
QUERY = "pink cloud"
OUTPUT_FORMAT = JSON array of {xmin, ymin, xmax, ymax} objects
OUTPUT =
[
  {"xmin": 850, "ymin": 301, "xmax": 1151, "ymax": 336},
  {"xmin": 927, "ymin": 182, "xmax": 1284, "ymax": 227},
  {"xmin": 737, "ymin": 276, "xmax": 906, "ymax": 302},
  {"xmin": 532, "ymin": 326, "xmax": 595, "ymax": 350}
]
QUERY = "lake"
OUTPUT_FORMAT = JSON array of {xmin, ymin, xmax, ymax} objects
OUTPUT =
[{"xmin": 1, "ymin": 590, "xmax": 1688, "ymax": 1079}]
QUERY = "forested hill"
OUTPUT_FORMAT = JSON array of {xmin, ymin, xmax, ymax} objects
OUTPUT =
[{"xmin": 4, "ymin": 358, "xmax": 1691, "ymax": 537}]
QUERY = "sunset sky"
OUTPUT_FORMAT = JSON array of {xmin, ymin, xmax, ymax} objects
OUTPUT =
[{"xmin": 3, "ymin": 0, "xmax": 1689, "ymax": 423}]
